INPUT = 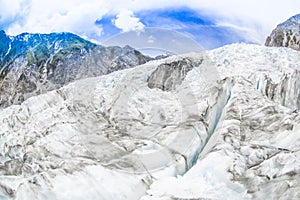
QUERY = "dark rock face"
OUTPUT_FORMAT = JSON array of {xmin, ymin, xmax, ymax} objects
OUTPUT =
[
  {"xmin": 0, "ymin": 31, "xmax": 151, "ymax": 108},
  {"xmin": 147, "ymin": 58, "xmax": 201, "ymax": 91},
  {"xmin": 265, "ymin": 14, "xmax": 300, "ymax": 50}
]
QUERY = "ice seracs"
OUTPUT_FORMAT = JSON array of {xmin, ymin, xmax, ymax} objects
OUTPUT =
[
  {"xmin": 143, "ymin": 77, "xmax": 300, "ymax": 199},
  {"xmin": 208, "ymin": 43, "xmax": 300, "ymax": 110}
]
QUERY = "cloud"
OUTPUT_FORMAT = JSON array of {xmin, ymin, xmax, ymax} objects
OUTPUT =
[
  {"xmin": 113, "ymin": 9, "xmax": 145, "ymax": 32},
  {"xmin": 0, "ymin": 0, "xmax": 300, "ymax": 46},
  {"xmin": 0, "ymin": 0, "xmax": 30, "ymax": 28},
  {"xmin": 185, "ymin": 0, "xmax": 300, "ymax": 43},
  {"xmin": 1, "ymin": 0, "xmax": 107, "ymax": 39}
]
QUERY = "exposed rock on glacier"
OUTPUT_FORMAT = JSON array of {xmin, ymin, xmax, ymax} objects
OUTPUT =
[
  {"xmin": 147, "ymin": 58, "xmax": 201, "ymax": 91},
  {"xmin": 266, "ymin": 14, "xmax": 300, "ymax": 50},
  {"xmin": 0, "ymin": 43, "xmax": 299, "ymax": 199},
  {"xmin": 0, "ymin": 31, "xmax": 150, "ymax": 108}
]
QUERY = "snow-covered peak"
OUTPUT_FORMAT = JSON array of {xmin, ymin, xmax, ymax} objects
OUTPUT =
[{"xmin": 278, "ymin": 14, "xmax": 300, "ymax": 30}]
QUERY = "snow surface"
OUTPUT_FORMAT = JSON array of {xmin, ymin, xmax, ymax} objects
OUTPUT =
[{"xmin": 0, "ymin": 43, "xmax": 299, "ymax": 199}]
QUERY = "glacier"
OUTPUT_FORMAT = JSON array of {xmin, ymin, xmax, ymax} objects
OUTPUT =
[{"xmin": 0, "ymin": 43, "xmax": 299, "ymax": 199}]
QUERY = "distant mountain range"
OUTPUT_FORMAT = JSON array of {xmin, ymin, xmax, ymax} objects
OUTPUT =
[
  {"xmin": 266, "ymin": 14, "xmax": 300, "ymax": 50},
  {"xmin": 0, "ymin": 31, "xmax": 151, "ymax": 108}
]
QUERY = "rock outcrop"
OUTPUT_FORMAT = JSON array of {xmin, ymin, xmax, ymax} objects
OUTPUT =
[{"xmin": 265, "ymin": 14, "xmax": 300, "ymax": 50}]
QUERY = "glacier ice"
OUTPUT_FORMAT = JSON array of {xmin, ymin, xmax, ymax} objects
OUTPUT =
[
  {"xmin": 0, "ymin": 43, "xmax": 299, "ymax": 199},
  {"xmin": 143, "ymin": 77, "xmax": 300, "ymax": 199}
]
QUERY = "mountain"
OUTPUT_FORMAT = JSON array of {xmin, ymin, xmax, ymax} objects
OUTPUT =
[
  {"xmin": 265, "ymin": 14, "xmax": 300, "ymax": 50},
  {"xmin": 0, "ymin": 31, "xmax": 151, "ymax": 108},
  {"xmin": 0, "ymin": 43, "xmax": 299, "ymax": 199}
]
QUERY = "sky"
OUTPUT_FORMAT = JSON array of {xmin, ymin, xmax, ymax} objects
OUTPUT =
[{"xmin": 1, "ymin": 0, "xmax": 300, "ymax": 49}]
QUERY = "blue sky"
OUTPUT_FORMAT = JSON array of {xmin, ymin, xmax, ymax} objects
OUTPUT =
[
  {"xmin": 98, "ymin": 8, "xmax": 249, "ymax": 49},
  {"xmin": 1, "ymin": 0, "xmax": 300, "ymax": 50}
]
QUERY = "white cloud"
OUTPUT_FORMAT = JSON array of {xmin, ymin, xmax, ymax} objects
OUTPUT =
[
  {"xmin": 113, "ymin": 9, "xmax": 144, "ymax": 32},
  {"xmin": 185, "ymin": 0, "xmax": 300, "ymax": 43},
  {"xmin": 2, "ymin": 0, "xmax": 107, "ymax": 39},
  {"xmin": 1, "ymin": 0, "xmax": 300, "ymax": 45},
  {"xmin": 0, "ymin": 0, "xmax": 30, "ymax": 26}
]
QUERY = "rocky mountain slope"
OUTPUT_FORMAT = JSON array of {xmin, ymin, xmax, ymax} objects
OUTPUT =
[
  {"xmin": 0, "ymin": 31, "xmax": 150, "ymax": 108},
  {"xmin": 0, "ymin": 43, "xmax": 299, "ymax": 199},
  {"xmin": 265, "ymin": 14, "xmax": 300, "ymax": 50}
]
